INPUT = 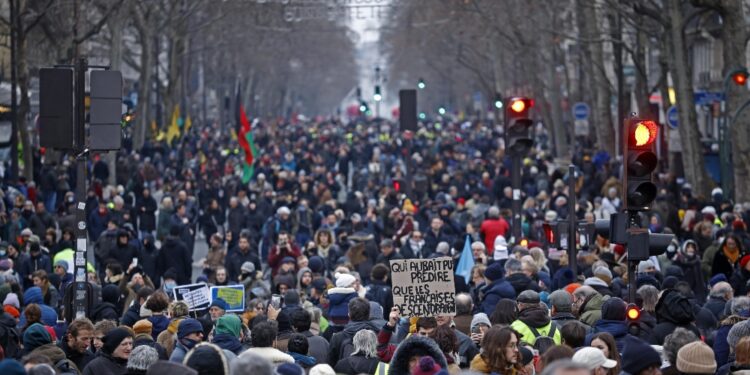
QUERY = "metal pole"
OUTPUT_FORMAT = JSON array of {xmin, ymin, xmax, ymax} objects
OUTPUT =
[
  {"xmin": 628, "ymin": 258, "xmax": 637, "ymax": 304},
  {"xmin": 9, "ymin": 0, "xmax": 18, "ymax": 181},
  {"xmin": 72, "ymin": 57, "xmax": 89, "ymax": 320},
  {"xmin": 511, "ymin": 155, "xmax": 522, "ymax": 243},
  {"xmin": 568, "ymin": 165, "xmax": 577, "ymax": 275}
]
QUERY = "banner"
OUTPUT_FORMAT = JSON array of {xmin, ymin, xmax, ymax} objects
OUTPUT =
[
  {"xmin": 389, "ymin": 257, "xmax": 456, "ymax": 317},
  {"xmin": 210, "ymin": 285, "xmax": 245, "ymax": 312},
  {"xmin": 173, "ymin": 283, "xmax": 210, "ymax": 311}
]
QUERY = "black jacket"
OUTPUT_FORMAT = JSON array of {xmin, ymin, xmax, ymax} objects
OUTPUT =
[
  {"xmin": 136, "ymin": 196, "xmax": 158, "ymax": 232},
  {"xmin": 334, "ymin": 353, "xmax": 379, "ymax": 375},
  {"xmin": 82, "ymin": 352, "xmax": 128, "ymax": 375},
  {"xmin": 121, "ymin": 303, "xmax": 141, "ymax": 327},
  {"xmin": 365, "ymin": 281, "xmax": 393, "ymax": 319},
  {"xmin": 650, "ymin": 289, "xmax": 701, "ymax": 345},
  {"xmin": 388, "ymin": 335, "xmax": 448, "ymax": 375},
  {"xmin": 226, "ymin": 249, "xmax": 262, "ymax": 284},
  {"xmin": 156, "ymin": 236, "xmax": 192, "ymax": 285},
  {"xmin": 328, "ymin": 320, "xmax": 380, "ymax": 368},
  {"xmin": 90, "ymin": 302, "xmax": 119, "ymax": 324},
  {"xmin": 60, "ymin": 338, "xmax": 95, "ymax": 372},
  {"xmin": 506, "ymin": 273, "xmax": 540, "ymax": 296}
]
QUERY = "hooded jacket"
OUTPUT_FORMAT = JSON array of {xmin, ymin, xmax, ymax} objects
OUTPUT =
[
  {"xmin": 510, "ymin": 306, "xmax": 562, "ymax": 345},
  {"xmin": 674, "ymin": 240, "xmax": 708, "ymax": 303},
  {"xmin": 480, "ymin": 278, "xmax": 516, "ymax": 315},
  {"xmin": 506, "ymin": 273, "xmax": 540, "ymax": 296},
  {"xmin": 82, "ymin": 352, "xmax": 128, "ymax": 375},
  {"xmin": 19, "ymin": 287, "xmax": 58, "ymax": 327},
  {"xmin": 585, "ymin": 319, "xmax": 630, "ymax": 353},
  {"xmin": 327, "ymin": 287, "xmax": 358, "ymax": 322},
  {"xmin": 328, "ymin": 319, "xmax": 380, "ymax": 367},
  {"xmin": 579, "ymin": 293, "xmax": 608, "ymax": 327},
  {"xmin": 650, "ymin": 289, "xmax": 700, "ymax": 345},
  {"xmin": 388, "ymin": 335, "xmax": 448, "ymax": 375},
  {"xmin": 33, "ymin": 342, "xmax": 79, "ymax": 375},
  {"xmin": 212, "ymin": 333, "xmax": 243, "ymax": 355}
]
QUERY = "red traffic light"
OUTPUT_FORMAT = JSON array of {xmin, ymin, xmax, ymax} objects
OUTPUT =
[
  {"xmin": 733, "ymin": 71, "xmax": 748, "ymax": 86},
  {"xmin": 508, "ymin": 97, "xmax": 534, "ymax": 114},
  {"xmin": 626, "ymin": 304, "xmax": 641, "ymax": 320},
  {"xmin": 393, "ymin": 180, "xmax": 401, "ymax": 192},
  {"xmin": 543, "ymin": 223, "xmax": 555, "ymax": 245},
  {"xmin": 631, "ymin": 120, "xmax": 658, "ymax": 148}
]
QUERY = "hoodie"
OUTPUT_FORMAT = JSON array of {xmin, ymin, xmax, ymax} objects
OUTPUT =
[
  {"xmin": 579, "ymin": 293, "xmax": 609, "ymax": 327},
  {"xmin": 650, "ymin": 289, "xmax": 700, "ymax": 345},
  {"xmin": 19, "ymin": 287, "xmax": 58, "ymax": 327},
  {"xmin": 388, "ymin": 335, "xmax": 447, "ymax": 375},
  {"xmin": 328, "ymin": 319, "xmax": 380, "ymax": 367},
  {"xmin": 510, "ymin": 306, "xmax": 561, "ymax": 345}
]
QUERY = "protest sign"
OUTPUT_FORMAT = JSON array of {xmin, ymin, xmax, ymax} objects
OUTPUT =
[
  {"xmin": 210, "ymin": 285, "xmax": 245, "ymax": 312},
  {"xmin": 389, "ymin": 257, "xmax": 456, "ymax": 317},
  {"xmin": 173, "ymin": 283, "xmax": 211, "ymax": 311}
]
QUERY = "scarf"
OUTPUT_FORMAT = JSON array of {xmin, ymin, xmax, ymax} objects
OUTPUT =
[{"xmin": 723, "ymin": 244, "xmax": 740, "ymax": 264}]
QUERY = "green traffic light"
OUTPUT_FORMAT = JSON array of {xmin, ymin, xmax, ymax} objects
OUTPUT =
[
  {"xmin": 417, "ymin": 78, "xmax": 426, "ymax": 90},
  {"xmin": 419, "ymin": 112, "xmax": 426, "ymax": 119},
  {"xmin": 494, "ymin": 100, "xmax": 503, "ymax": 109},
  {"xmin": 438, "ymin": 107, "xmax": 446, "ymax": 115}
]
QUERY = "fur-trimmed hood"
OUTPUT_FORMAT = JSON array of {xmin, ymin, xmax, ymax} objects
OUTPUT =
[
  {"xmin": 240, "ymin": 346, "xmax": 294, "ymax": 364},
  {"xmin": 183, "ymin": 342, "xmax": 229, "ymax": 375},
  {"xmin": 388, "ymin": 335, "xmax": 448, "ymax": 375}
]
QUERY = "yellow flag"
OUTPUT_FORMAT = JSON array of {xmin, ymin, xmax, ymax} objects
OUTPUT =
[
  {"xmin": 184, "ymin": 116, "xmax": 192, "ymax": 133},
  {"xmin": 166, "ymin": 105, "xmax": 181, "ymax": 144}
]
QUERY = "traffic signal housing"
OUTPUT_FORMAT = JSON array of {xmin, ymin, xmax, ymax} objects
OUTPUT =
[
  {"xmin": 626, "ymin": 303, "xmax": 641, "ymax": 336},
  {"xmin": 624, "ymin": 118, "xmax": 659, "ymax": 211},
  {"xmin": 374, "ymin": 85, "xmax": 382, "ymax": 102},
  {"xmin": 505, "ymin": 97, "xmax": 534, "ymax": 156},
  {"xmin": 494, "ymin": 93, "xmax": 503, "ymax": 109},
  {"xmin": 417, "ymin": 78, "xmax": 426, "ymax": 90},
  {"xmin": 732, "ymin": 70, "xmax": 748, "ymax": 86}
]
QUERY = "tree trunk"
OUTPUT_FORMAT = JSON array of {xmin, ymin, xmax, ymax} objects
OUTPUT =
[
  {"xmin": 133, "ymin": 29, "xmax": 153, "ymax": 150},
  {"xmin": 576, "ymin": 0, "xmax": 602, "ymax": 149},
  {"xmin": 583, "ymin": 3, "xmax": 616, "ymax": 156},
  {"xmin": 17, "ymin": 29, "xmax": 32, "ymax": 181},
  {"xmin": 665, "ymin": 0, "xmax": 711, "ymax": 197},
  {"xmin": 717, "ymin": 0, "xmax": 750, "ymax": 202},
  {"xmin": 547, "ymin": 34, "xmax": 568, "ymax": 158}
]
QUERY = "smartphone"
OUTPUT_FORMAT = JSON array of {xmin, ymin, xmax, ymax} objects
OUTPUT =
[
  {"xmin": 131, "ymin": 257, "xmax": 138, "ymax": 266},
  {"xmin": 471, "ymin": 326, "xmax": 481, "ymax": 334},
  {"xmin": 270, "ymin": 294, "xmax": 283, "ymax": 309}
]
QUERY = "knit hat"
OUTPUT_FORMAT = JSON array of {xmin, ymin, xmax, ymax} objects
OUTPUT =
[
  {"xmin": 127, "ymin": 345, "xmax": 159, "ymax": 371},
  {"xmin": 493, "ymin": 236, "xmax": 509, "ymax": 260},
  {"xmin": 548, "ymin": 290, "xmax": 573, "ymax": 313},
  {"xmin": 4, "ymin": 305, "xmax": 19, "ymax": 318},
  {"xmin": 240, "ymin": 261, "xmax": 255, "ymax": 274},
  {"xmin": 676, "ymin": 342, "xmax": 717, "ymax": 374},
  {"xmin": 146, "ymin": 360, "xmax": 198, "ymax": 375},
  {"xmin": 621, "ymin": 336, "xmax": 661, "ymax": 375},
  {"xmin": 308, "ymin": 256, "xmax": 325, "ymax": 274},
  {"xmin": 171, "ymin": 301, "xmax": 190, "ymax": 318},
  {"xmin": 3, "ymin": 293, "xmax": 20, "ymax": 309},
  {"xmin": 278, "ymin": 363, "xmax": 305, "ymax": 375},
  {"xmin": 102, "ymin": 328, "xmax": 133, "ymax": 355},
  {"xmin": 662, "ymin": 276, "xmax": 679, "ymax": 290},
  {"xmin": 184, "ymin": 343, "xmax": 229, "ymax": 375},
  {"xmin": 311, "ymin": 277, "xmax": 327, "ymax": 293},
  {"xmin": 133, "ymin": 319, "xmax": 153, "ymax": 336},
  {"xmin": 0, "ymin": 260, "xmax": 11, "ymax": 272},
  {"xmin": 412, "ymin": 356, "xmax": 442, "ymax": 375},
  {"xmin": 484, "ymin": 262, "xmax": 505, "ymax": 281},
  {"xmin": 518, "ymin": 290, "xmax": 540, "ymax": 304},
  {"xmin": 309, "ymin": 364, "xmax": 336, "ymax": 375},
  {"xmin": 335, "ymin": 273, "xmax": 356, "ymax": 288},
  {"xmin": 285, "ymin": 290, "xmax": 301, "ymax": 306},
  {"xmin": 593, "ymin": 267, "xmax": 613, "ymax": 285},
  {"xmin": 728, "ymin": 320, "xmax": 750, "ymax": 350},
  {"xmin": 214, "ymin": 314, "xmax": 242, "ymax": 337},
  {"xmin": 178, "ymin": 318, "xmax": 204, "ymax": 340},
  {"xmin": 709, "ymin": 274, "xmax": 728, "ymax": 287},
  {"xmin": 209, "ymin": 298, "xmax": 228, "ymax": 311},
  {"xmin": 601, "ymin": 297, "xmax": 627, "ymax": 321},
  {"xmin": 564, "ymin": 283, "xmax": 582, "ymax": 295},
  {"xmin": 637, "ymin": 260, "xmax": 655, "ymax": 273},
  {"xmin": 519, "ymin": 346, "xmax": 535, "ymax": 366},
  {"xmin": 54, "ymin": 259, "xmax": 68, "ymax": 273},
  {"xmin": 470, "ymin": 313, "xmax": 491, "ymax": 332},
  {"xmin": 0, "ymin": 359, "xmax": 25, "ymax": 375},
  {"xmin": 572, "ymin": 347, "xmax": 618, "ymax": 370},
  {"xmin": 741, "ymin": 255, "xmax": 750, "ymax": 269},
  {"xmin": 22, "ymin": 323, "xmax": 51, "ymax": 352}
]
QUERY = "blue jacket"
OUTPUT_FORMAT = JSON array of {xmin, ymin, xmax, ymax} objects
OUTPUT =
[
  {"xmin": 213, "ymin": 333, "xmax": 243, "ymax": 355},
  {"xmin": 585, "ymin": 319, "xmax": 630, "ymax": 354},
  {"xmin": 327, "ymin": 288, "xmax": 357, "ymax": 321},
  {"xmin": 147, "ymin": 315, "xmax": 170, "ymax": 341},
  {"xmin": 714, "ymin": 323, "xmax": 733, "ymax": 367},
  {"xmin": 480, "ymin": 279, "xmax": 516, "ymax": 315},
  {"xmin": 19, "ymin": 287, "xmax": 58, "ymax": 327}
]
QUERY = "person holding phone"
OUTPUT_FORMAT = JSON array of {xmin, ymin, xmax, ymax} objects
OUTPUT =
[{"xmin": 268, "ymin": 231, "xmax": 301, "ymax": 277}]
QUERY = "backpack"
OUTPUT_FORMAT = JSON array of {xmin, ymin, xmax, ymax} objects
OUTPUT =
[
  {"xmin": 0, "ymin": 315, "xmax": 21, "ymax": 359},
  {"xmin": 338, "ymin": 334, "xmax": 356, "ymax": 361},
  {"xmin": 528, "ymin": 323, "xmax": 557, "ymax": 341}
]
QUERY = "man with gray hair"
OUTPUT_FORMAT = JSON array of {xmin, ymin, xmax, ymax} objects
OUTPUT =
[
  {"xmin": 573, "ymin": 286, "xmax": 607, "ymax": 327},
  {"xmin": 715, "ymin": 296, "xmax": 750, "ymax": 367},
  {"xmin": 662, "ymin": 328, "xmax": 699, "ymax": 375},
  {"xmin": 705, "ymin": 281, "xmax": 733, "ymax": 321},
  {"xmin": 505, "ymin": 258, "xmax": 539, "ymax": 295},
  {"xmin": 232, "ymin": 352, "xmax": 274, "ymax": 375},
  {"xmin": 549, "ymin": 290, "xmax": 578, "ymax": 325},
  {"xmin": 453, "ymin": 293, "xmax": 474, "ymax": 335}
]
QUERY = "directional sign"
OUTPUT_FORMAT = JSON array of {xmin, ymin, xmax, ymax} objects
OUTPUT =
[
  {"xmin": 694, "ymin": 91, "xmax": 725, "ymax": 106},
  {"xmin": 667, "ymin": 106, "xmax": 679, "ymax": 129},
  {"xmin": 572, "ymin": 102, "xmax": 590, "ymax": 120}
]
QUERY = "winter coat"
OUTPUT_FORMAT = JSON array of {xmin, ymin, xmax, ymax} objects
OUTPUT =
[
  {"xmin": 506, "ymin": 273, "xmax": 540, "ymax": 296},
  {"xmin": 147, "ymin": 315, "xmax": 170, "ymax": 341},
  {"xmin": 120, "ymin": 303, "xmax": 141, "ymax": 327},
  {"xmin": 365, "ymin": 281, "xmax": 393, "ymax": 319},
  {"xmin": 580, "ymin": 293, "xmax": 608, "ymax": 327},
  {"xmin": 328, "ymin": 319, "xmax": 380, "ymax": 367},
  {"xmin": 673, "ymin": 252, "xmax": 708, "ymax": 303},
  {"xmin": 731, "ymin": 268, "xmax": 750, "ymax": 297},
  {"xmin": 60, "ymin": 336, "xmax": 96, "ymax": 371},
  {"xmin": 133, "ymin": 335, "xmax": 168, "ymax": 360},
  {"xmin": 510, "ymin": 307, "xmax": 562, "ymax": 345},
  {"xmin": 715, "ymin": 316, "xmax": 748, "ymax": 367},
  {"xmin": 155, "ymin": 208, "xmax": 173, "ymax": 242},
  {"xmin": 156, "ymin": 236, "xmax": 192, "ymax": 285},
  {"xmin": 650, "ymin": 289, "xmax": 701, "ymax": 345},
  {"xmin": 302, "ymin": 330, "xmax": 329, "ymax": 365},
  {"xmin": 136, "ymin": 196, "xmax": 158, "ymax": 232},
  {"xmin": 19, "ymin": 287, "xmax": 58, "ymax": 327},
  {"xmin": 334, "ymin": 352, "xmax": 379, "ymax": 375},
  {"xmin": 480, "ymin": 278, "xmax": 516, "ymax": 315},
  {"xmin": 21, "ymin": 253, "xmax": 52, "ymax": 289},
  {"xmin": 455, "ymin": 328, "xmax": 480, "ymax": 368},
  {"xmin": 704, "ymin": 296, "xmax": 728, "ymax": 321},
  {"xmin": 212, "ymin": 333, "xmax": 243, "ymax": 355},
  {"xmin": 90, "ymin": 302, "xmax": 119, "ymax": 323},
  {"xmin": 583, "ymin": 277, "xmax": 615, "ymax": 297},
  {"xmin": 226, "ymin": 248, "xmax": 262, "ymax": 284},
  {"xmin": 327, "ymin": 287, "xmax": 358, "ymax": 323},
  {"xmin": 83, "ymin": 353, "xmax": 128, "ymax": 375},
  {"xmin": 585, "ymin": 319, "xmax": 631, "ymax": 353},
  {"xmin": 239, "ymin": 347, "xmax": 294, "ymax": 365},
  {"xmin": 713, "ymin": 249, "xmax": 740, "ymax": 280},
  {"xmin": 33, "ymin": 343, "xmax": 79, "ymax": 375},
  {"xmin": 388, "ymin": 335, "xmax": 448, "ymax": 375}
]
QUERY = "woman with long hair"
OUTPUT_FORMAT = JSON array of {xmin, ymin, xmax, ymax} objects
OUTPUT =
[
  {"xmin": 32, "ymin": 270, "xmax": 59, "ymax": 311},
  {"xmin": 470, "ymin": 326, "xmax": 523, "ymax": 374},
  {"xmin": 590, "ymin": 332, "xmax": 622, "ymax": 375}
]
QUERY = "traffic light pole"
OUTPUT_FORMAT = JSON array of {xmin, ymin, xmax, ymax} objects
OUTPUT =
[
  {"xmin": 511, "ymin": 155, "xmax": 522, "ymax": 243},
  {"xmin": 72, "ymin": 57, "xmax": 91, "ymax": 321},
  {"xmin": 568, "ymin": 165, "xmax": 577, "ymax": 276}
]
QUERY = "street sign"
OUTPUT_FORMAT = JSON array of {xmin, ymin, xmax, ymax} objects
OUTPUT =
[
  {"xmin": 667, "ymin": 106, "xmax": 679, "ymax": 129},
  {"xmin": 572, "ymin": 102, "xmax": 590, "ymax": 120},
  {"xmin": 694, "ymin": 91, "xmax": 725, "ymax": 106}
]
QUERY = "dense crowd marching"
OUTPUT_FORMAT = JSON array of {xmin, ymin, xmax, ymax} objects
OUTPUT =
[{"xmin": 0, "ymin": 117, "xmax": 747, "ymax": 375}]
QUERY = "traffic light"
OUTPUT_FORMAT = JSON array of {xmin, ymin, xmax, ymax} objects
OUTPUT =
[
  {"xmin": 542, "ymin": 223, "xmax": 557, "ymax": 247},
  {"xmin": 419, "ymin": 112, "xmax": 426, "ymax": 120},
  {"xmin": 595, "ymin": 216, "xmax": 675, "ymax": 260},
  {"xmin": 732, "ymin": 70, "xmax": 749, "ymax": 86},
  {"xmin": 438, "ymin": 107, "xmax": 446, "ymax": 115},
  {"xmin": 392, "ymin": 178, "xmax": 402, "ymax": 192},
  {"xmin": 417, "ymin": 78, "xmax": 426, "ymax": 90},
  {"xmin": 374, "ymin": 85, "xmax": 382, "ymax": 102},
  {"xmin": 626, "ymin": 303, "xmax": 641, "ymax": 335},
  {"xmin": 494, "ymin": 93, "xmax": 503, "ymax": 109},
  {"xmin": 505, "ymin": 97, "xmax": 534, "ymax": 156},
  {"xmin": 359, "ymin": 101, "xmax": 368, "ymax": 113},
  {"xmin": 624, "ymin": 118, "xmax": 658, "ymax": 211}
]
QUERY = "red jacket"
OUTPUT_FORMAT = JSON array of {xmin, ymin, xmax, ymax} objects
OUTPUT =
[
  {"xmin": 480, "ymin": 218, "xmax": 510, "ymax": 255},
  {"xmin": 268, "ymin": 242, "xmax": 301, "ymax": 276}
]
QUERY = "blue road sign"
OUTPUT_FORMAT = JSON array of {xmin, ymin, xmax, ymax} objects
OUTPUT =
[
  {"xmin": 572, "ymin": 102, "xmax": 590, "ymax": 120},
  {"xmin": 694, "ymin": 91, "xmax": 725, "ymax": 106},
  {"xmin": 667, "ymin": 106, "xmax": 679, "ymax": 129}
]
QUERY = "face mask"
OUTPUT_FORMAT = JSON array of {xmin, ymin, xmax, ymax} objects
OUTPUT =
[
  {"xmin": 0, "ymin": 250, "xmax": 6, "ymax": 257},
  {"xmin": 164, "ymin": 282, "xmax": 176, "ymax": 293}
]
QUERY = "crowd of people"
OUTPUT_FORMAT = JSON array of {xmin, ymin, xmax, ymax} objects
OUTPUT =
[{"xmin": 0, "ymin": 116, "xmax": 747, "ymax": 375}]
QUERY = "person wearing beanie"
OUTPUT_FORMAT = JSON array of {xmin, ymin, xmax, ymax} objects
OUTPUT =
[
  {"xmin": 127, "ymin": 345, "xmax": 159, "ymax": 375},
  {"xmin": 411, "ymin": 356, "xmax": 442, "ymax": 375},
  {"xmin": 470, "ymin": 313, "xmax": 491, "ymax": 337},
  {"xmin": 309, "ymin": 277, "xmax": 328, "ymax": 307},
  {"xmin": 585, "ymin": 297, "xmax": 630, "ymax": 353},
  {"xmin": 146, "ymin": 360, "xmax": 198, "ymax": 375},
  {"xmin": 677, "ymin": 341, "xmax": 717, "ymax": 374},
  {"xmin": 23, "ymin": 323, "xmax": 52, "ymax": 354},
  {"xmin": 90, "ymin": 284, "xmax": 121, "ymax": 323},
  {"xmin": 327, "ymin": 273, "xmax": 359, "ymax": 326},
  {"xmin": 0, "ymin": 359, "xmax": 25, "ymax": 375},
  {"xmin": 3, "ymin": 293, "xmax": 19, "ymax": 310},
  {"xmin": 479, "ymin": 262, "xmax": 515, "ymax": 315},
  {"xmin": 183, "ymin": 342, "xmax": 230, "ymax": 375},
  {"xmin": 170, "ymin": 318, "xmax": 204, "ymax": 364},
  {"xmin": 208, "ymin": 298, "xmax": 228, "ymax": 321},
  {"xmin": 212, "ymin": 314, "xmax": 243, "ymax": 355},
  {"xmin": 82, "ymin": 327, "xmax": 133, "ymax": 375},
  {"xmin": 278, "ymin": 362, "xmax": 306, "ymax": 375},
  {"xmin": 132, "ymin": 318, "xmax": 169, "ymax": 361},
  {"xmin": 133, "ymin": 319, "xmax": 153, "ymax": 337},
  {"xmin": 583, "ymin": 267, "xmax": 615, "ymax": 297},
  {"xmin": 620, "ymin": 336, "xmax": 662, "ymax": 375},
  {"xmin": 549, "ymin": 290, "xmax": 577, "ymax": 325}
]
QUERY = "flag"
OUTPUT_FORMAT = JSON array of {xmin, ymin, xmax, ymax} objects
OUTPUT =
[
  {"xmin": 184, "ymin": 116, "xmax": 192, "ymax": 133},
  {"xmin": 455, "ymin": 235, "xmax": 475, "ymax": 284},
  {"xmin": 235, "ymin": 85, "xmax": 256, "ymax": 183},
  {"xmin": 166, "ymin": 105, "xmax": 181, "ymax": 144}
]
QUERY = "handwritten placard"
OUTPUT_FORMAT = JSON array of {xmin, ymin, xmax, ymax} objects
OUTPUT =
[
  {"xmin": 210, "ymin": 285, "xmax": 245, "ymax": 312},
  {"xmin": 389, "ymin": 257, "xmax": 456, "ymax": 317},
  {"xmin": 173, "ymin": 283, "xmax": 210, "ymax": 311}
]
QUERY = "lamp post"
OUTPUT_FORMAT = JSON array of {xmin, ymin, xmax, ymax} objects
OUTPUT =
[{"xmin": 719, "ymin": 67, "xmax": 749, "ymax": 200}]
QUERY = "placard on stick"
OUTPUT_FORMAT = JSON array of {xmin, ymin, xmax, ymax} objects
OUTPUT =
[
  {"xmin": 389, "ymin": 257, "xmax": 456, "ymax": 317},
  {"xmin": 210, "ymin": 285, "xmax": 245, "ymax": 312},
  {"xmin": 173, "ymin": 283, "xmax": 210, "ymax": 311}
]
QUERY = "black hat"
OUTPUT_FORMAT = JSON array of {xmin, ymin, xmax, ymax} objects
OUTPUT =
[
  {"xmin": 601, "ymin": 297, "xmax": 626, "ymax": 321},
  {"xmin": 517, "ymin": 290, "xmax": 540, "ymax": 304},
  {"xmin": 621, "ymin": 336, "xmax": 661, "ymax": 375},
  {"xmin": 102, "ymin": 328, "xmax": 133, "ymax": 355}
]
